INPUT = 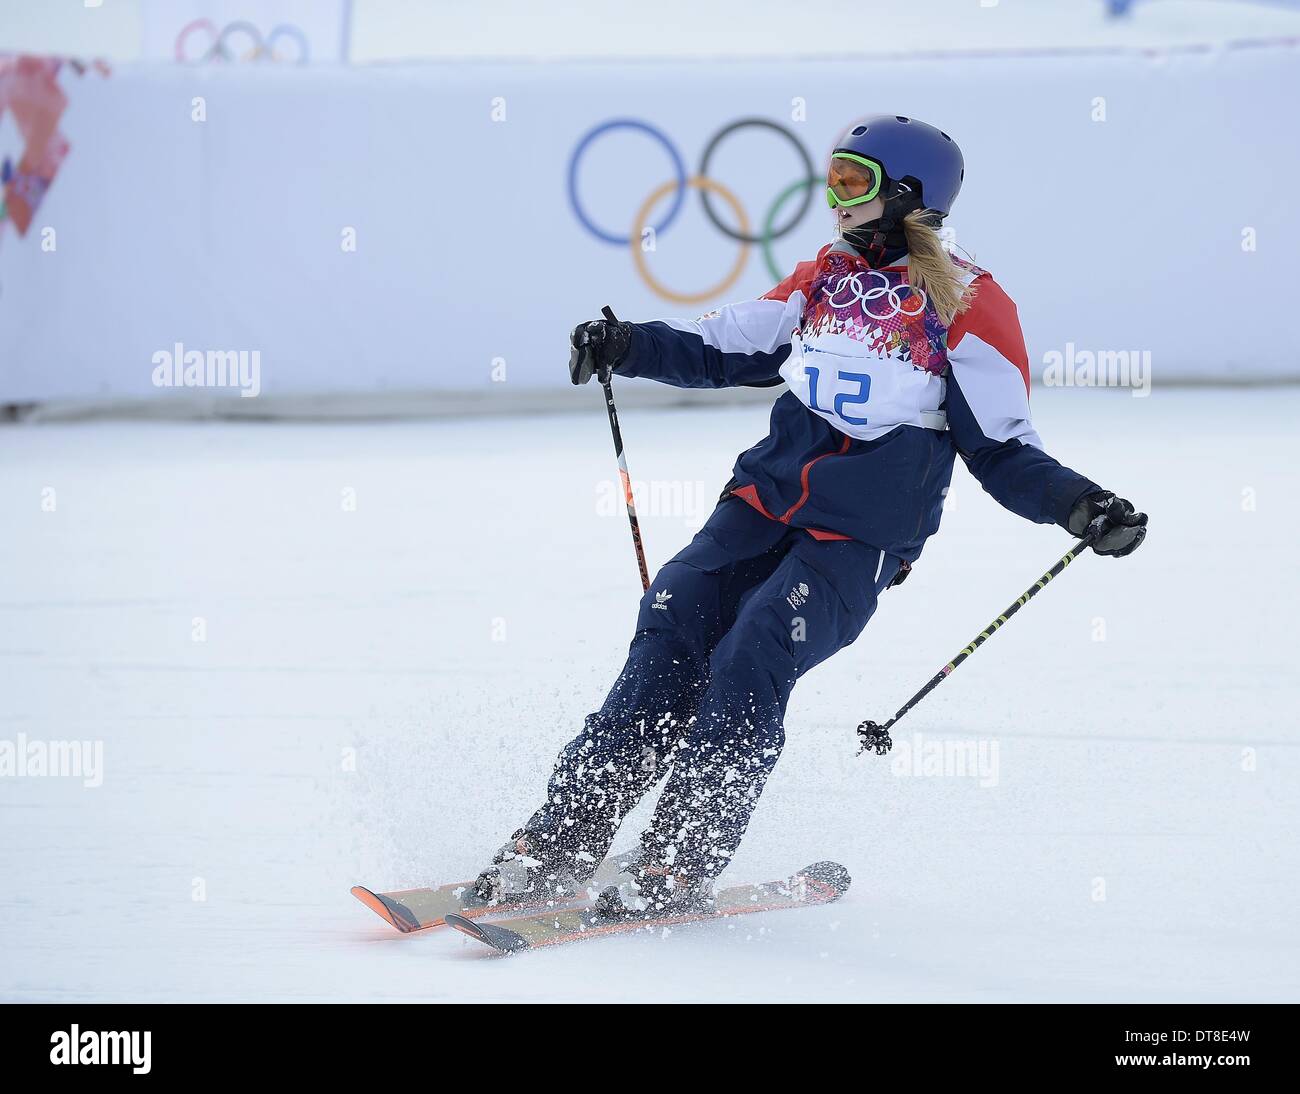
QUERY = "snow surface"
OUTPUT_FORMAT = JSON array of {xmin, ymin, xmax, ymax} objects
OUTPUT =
[{"xmin": 1, "ymin": 386, "xmax": 1297, "ymax": 1002}]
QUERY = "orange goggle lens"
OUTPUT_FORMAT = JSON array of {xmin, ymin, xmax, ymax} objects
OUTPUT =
[{"xmin": 826, "ymin": 154, "xmax": 884, "ymax": 207}]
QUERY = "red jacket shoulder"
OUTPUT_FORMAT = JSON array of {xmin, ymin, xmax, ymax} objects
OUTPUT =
[
  {"xmin": 762, "ymin": 244, "xmax": 832, "ymax": 302},
  {"xmin": 947, "ymin": 273, "xmax": 1031, "ymax": 392}
]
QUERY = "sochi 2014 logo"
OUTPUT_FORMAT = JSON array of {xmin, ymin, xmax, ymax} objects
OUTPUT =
[{"xmin": 566, "ymin": 117, "xmax": 826, "ymax": 305}]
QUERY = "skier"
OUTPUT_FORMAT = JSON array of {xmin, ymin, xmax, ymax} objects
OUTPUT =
[{"xmin": 474, "ymin": 114, "xmax": 1148, "ymax": 919}]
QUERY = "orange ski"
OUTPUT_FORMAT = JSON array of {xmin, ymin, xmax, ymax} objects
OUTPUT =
[
  {"xmin": 352, "ymin": 850, "xmax": 638, "ymax": 934},
  {"xmin": 445, "ymin": 861, "xmax": 851, "ymax": 952}
]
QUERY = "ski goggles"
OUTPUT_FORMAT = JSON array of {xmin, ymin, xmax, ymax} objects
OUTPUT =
[{"xmin": 826, "ymin": 152, "xmax": 886, "ymax": 209}]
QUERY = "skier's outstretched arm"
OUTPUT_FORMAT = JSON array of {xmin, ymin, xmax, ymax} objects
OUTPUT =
[
  {"xmin": 945, "ymin": 276, "xmax": 1147, "ymax": 556},
  {"xmin": 568, "ymin": 254, "xmax": 824, "ymax": 390}
]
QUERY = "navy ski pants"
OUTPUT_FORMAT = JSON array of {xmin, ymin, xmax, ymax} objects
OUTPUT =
[{"xmin": 527, "ymin": 497, "xmax": 902, "ymax": 881}]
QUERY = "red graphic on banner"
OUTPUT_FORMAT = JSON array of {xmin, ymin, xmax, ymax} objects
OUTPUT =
[{"xmin": 0, "ymin": 55, "xmax": 109, "ymax": 240}]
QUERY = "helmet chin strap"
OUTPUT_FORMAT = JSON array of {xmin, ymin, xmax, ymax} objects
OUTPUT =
[
  {"xmin": 840, "ymin": 182, "xmax": 926, "ymax": 268},
  {"xmin": 840, "ymin": 214, "xmax": 908, "ymax": 268}
]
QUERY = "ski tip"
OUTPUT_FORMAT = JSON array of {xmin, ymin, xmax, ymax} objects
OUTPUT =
[
  {"xmin": 445, "ymin": 913, "xmax": 531, "ymax": 953},
  {"xmin": 797, "ymin": 861, "xmax": 852, "ymax": 900},
  {"xmin": 350, "ymin": 885, "xmax": 425, "ymax": 934}
]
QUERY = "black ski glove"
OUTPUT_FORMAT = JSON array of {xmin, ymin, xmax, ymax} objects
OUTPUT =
[
  {"xmin": 1067, "ymin": 491, "xmax": 1148, "ymax": 557},
  {"xmin": 569, "ymin": 319, "xmax": 632, "ymax": 385}
]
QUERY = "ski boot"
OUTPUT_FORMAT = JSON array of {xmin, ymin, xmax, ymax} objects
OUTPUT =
[
  {"xmin": 593, "ymin": 850, "xmax": 715, "ymax": 920},
  {"xmin": 472, "ymin": 828, "xmax": 587, "ymax": 907}
]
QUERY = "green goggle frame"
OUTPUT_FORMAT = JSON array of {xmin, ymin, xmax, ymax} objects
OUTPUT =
[{"xmin": 825, "ymin": 152, "xmax": 885, "ymax": 209}]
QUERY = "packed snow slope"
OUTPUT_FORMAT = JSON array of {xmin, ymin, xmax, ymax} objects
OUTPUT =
[{"xmin": 1, "ymin": 387, "xmax": 1296, "ymax": 1001}]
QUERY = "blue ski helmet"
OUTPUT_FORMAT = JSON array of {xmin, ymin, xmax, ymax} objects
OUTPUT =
[{"xmin": 831, "ymin": 115, "xmax": 964, "ymax": 217}]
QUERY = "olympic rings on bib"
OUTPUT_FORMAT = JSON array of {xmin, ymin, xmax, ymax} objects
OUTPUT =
[
  {"xmin": 568, "ymin": 117, "xmax": 823, "ymax": 303},
  {"xmin": 826, "ymin": 270, "xmax": 928, "ymax": 320}
]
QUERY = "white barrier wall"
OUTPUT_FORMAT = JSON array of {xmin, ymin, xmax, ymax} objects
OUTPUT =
[{"xmin": 1, "ymin": 41, "xmax": 1296, "ymax": 412}]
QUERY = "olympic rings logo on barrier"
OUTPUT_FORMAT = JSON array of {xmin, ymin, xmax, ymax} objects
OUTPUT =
[
  {"xmin": 567, "ymin": 117, "xmax": 823, "ymax": 305},
  {"xmin": 175, "ymin": 19, "xmax": 311, "ymax": 65},
  {"xmin": 826, "ymin": 270, "xmax": 928, "ymax": 320}
]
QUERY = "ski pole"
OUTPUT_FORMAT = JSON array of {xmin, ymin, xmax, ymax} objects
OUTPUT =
[
  {"xmin": 599, "ymin": 305, "xmax": 650, "ymax": 592},
  {"xmin": 856, "ymin": 521, "xmax": 1104, "ymax": 756}
]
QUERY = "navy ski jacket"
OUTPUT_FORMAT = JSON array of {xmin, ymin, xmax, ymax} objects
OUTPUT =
[{"xmin": 616, "ymin": 242, "xmax": 1098, "ymax": 563}]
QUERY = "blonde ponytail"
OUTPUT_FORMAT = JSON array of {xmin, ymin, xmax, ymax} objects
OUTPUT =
[{"xmin": 903, "ymin": 209, "xmax": 976, "ymax": 326}]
